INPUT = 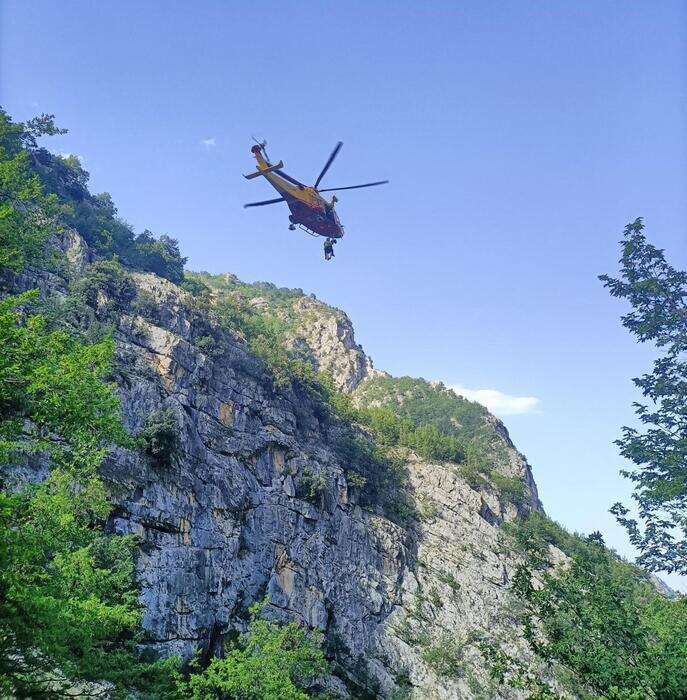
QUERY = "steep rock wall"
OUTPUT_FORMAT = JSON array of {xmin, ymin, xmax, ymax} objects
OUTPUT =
[{"xmin": 7, "ymin": 233, "xmax": 551, "ymax": 698}]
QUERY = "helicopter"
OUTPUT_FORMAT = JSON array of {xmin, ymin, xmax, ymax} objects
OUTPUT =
[{"xmin": 243, "ymin": 140, "xmax": 388, "ymax": 240}]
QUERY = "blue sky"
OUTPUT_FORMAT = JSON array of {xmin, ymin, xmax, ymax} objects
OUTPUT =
[{"xmin": 2, "ymin": 1, "xmax": 686, "ymax": 586}]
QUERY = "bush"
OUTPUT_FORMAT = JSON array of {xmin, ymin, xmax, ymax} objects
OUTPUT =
[
  {"xmin": 346, "ymin": 471, "xmax": 367, "ymax": 489},
  {"xmin": 181, "ymin": 275, "xmax": 212, "ymax": 298},
  {"xmin": 437, "ymin": 571, "xmax": 461, "ymax": 592},
  {"xmin": 297, "ymin": 466, "xmax": 329, "ymax": 504},
  {"xmin": 71, "ymin": 259, "xmax": 137, "ymax": 317},
  {"xmin": 335, "ymin": 433, "xmax": 413, "ymax": 525},
  {"xmin": 132, "ymin": 288, "xmax": 159, "ymax": 318},
  {"xmin": 193, "ymin": 334, "xmax": 224, "ymax": 358},
  {"xmin": 139, "ymin": 408, "xmax": 180, "ymax": 467},
  {"xmin": 403, "ymin": 423, "xmax": 463, "ymax": 462},
  {"xmin": 460, "ymin": 461, "xmax": 527, "ymax": 507},
  {"xmin": 421, "ymin": 634, "xmax": 465, "ymax": 678},
  {"xmin": 490, "ymin": 472, "xmax": 526, "ymax": 507},
  {"xmin": 130, "ymin": 230, "xmax": 186, "ymax": 284},
  {"xmin": 458, "ymin": 462, "xmax": 490, "ymax": 490}
]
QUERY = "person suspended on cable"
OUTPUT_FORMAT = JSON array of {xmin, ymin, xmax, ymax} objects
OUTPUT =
[{"xmin": 324, "ymin": 237, "xmax": 336, "ymax": 261}]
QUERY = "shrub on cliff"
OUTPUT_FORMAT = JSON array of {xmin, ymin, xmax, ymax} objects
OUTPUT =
[
  {"xmin": 129, "ymin": 230, "xmax": 186, "ymax": 284},
  {"xmin": 139, "ymin": 408, "xmax": 181, "ymax": 467},
  {"xmin": 72, "ymin": 259, "xmax": 138, "ymax": 312}
]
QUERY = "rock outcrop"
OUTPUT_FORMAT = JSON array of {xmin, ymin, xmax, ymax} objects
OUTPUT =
[{"xmin": 284, "ymin": 295, "xmax": 382, "ymax": 393}]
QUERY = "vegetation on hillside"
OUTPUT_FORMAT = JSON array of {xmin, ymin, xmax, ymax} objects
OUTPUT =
[
  {"xmin": 352, "ymin": 376, "xmax": 526, "ymax": 505},
  {"xmin": 0, "ymin": 107, "xmax": 187, "ymax": 284},
  {"xmin": 353, "ymin": 376, "xmax": 488, "ymax": 438},
  {"xmin": 189, "ymin": 270, "xmax": 307, "ymax": 308},
  {"xmin": 487, "ymin": 513, "xmax": 687, "ymax": 699}
]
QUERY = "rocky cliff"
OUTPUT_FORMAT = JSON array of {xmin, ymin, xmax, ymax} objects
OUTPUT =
[{"xmin": 8, "ymin": 229, "xmax": 552, "ymax": 699}]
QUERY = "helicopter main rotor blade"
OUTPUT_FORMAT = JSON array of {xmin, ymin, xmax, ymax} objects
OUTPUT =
[
  {"xmin": 273, "ymin": 169, "xmax": 306, "ymax": 188},
  {"xmin": 243, "ymin": 197, "xmax": 286, "ymax": 208},
  {"xmin": 317, "ymin": 180, "xmax": 389, "ymax": 193},
  {"xmin": 314, "ymin": 141, "xmax": 343, "ymax": 189}
]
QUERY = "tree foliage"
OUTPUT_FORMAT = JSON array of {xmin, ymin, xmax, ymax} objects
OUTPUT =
[
  {"xmin": 0, "ymin": 291, "xmax": 175, "ymax": 696},
  {"xmin": 0, "ymin": 109, "xmax": 60, "ymax": 273},
  {"xmin": 179, "ymin": 603, "xmax": 327, "ymax": 699},
  {"xmin": 71, "ymin": 258, "xmax": 138, "ymax": 317},
  {"xmin": 502, "ymin": 514, "xmax": 687, "ymax": 699},
  {"xmin": 600, "ymin": 218, "xmax": 687, "ymax": 574}
]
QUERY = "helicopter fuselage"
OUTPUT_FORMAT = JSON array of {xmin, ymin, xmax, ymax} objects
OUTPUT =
[{"xmin": 249, "ymin": 146, "xmax": 344, "ymax": 238}]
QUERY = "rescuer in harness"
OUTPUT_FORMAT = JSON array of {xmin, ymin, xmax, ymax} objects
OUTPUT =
[{"xmin": 323, "ymin": 237, "xmax": 336, "ymax": 261}]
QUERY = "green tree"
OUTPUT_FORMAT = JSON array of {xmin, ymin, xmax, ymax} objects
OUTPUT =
[
  {"xmin": 0, "ymin": 108, "xmax": 61, "ymax": 273},
  {"xmin": 132, "ymin": 230, "xmax": 187, "ymax": 284},
  {"xmin": 0, "ymin": 291, "xmax": 176, "ymax": 696},
  {"xmin": 140, "ymin": 408, "xmax": 181, "ymax": 467},
  {"xmin": 179, "ymin": 604, "xmax": 327, "ymax": 699},
  {"xmin": 600, "ymin": 218, "xmax": 687, "ymax": 574}
]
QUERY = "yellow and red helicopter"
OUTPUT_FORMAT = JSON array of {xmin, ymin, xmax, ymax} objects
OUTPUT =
[{"xmin": 243, "ymin": 140, "xmax": 388, "ymax": 239}]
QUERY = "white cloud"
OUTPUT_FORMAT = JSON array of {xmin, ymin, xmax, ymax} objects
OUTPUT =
[
  {"xmin": 200, "ymin": 137, "xmax": 217, "ymax": 148},
  {"xmin": 448, "ymin": 385, "xmax": 540, "ymax": 416}
]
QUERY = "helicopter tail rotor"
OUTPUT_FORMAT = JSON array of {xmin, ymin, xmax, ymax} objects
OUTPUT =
[{"xmin": 251, "ymin": 135, "xmax": 269, "ymax": 159}]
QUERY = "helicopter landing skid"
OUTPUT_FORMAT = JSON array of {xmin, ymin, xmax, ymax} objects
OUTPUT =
[
  {"xmin": 298, "ymin": 225, "xmax": 320, "ymax": 237},
  {"xmin": 287, "ymin": 222, "xmax": 320, "ymax": 237}
]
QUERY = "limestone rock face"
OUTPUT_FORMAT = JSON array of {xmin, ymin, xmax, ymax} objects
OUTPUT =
[
  {"xmin": 8, "ymin": 232, "xmax": 552, "ymax": 698},
  {"xmin": 284, "ymin": 296, "xmax": 383, "ymax": 393}
]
